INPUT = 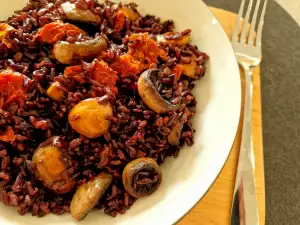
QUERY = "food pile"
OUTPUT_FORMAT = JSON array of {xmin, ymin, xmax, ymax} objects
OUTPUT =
[{"xmin": 0, "ymin": 0, "xmax": 208, "ymax": 220}]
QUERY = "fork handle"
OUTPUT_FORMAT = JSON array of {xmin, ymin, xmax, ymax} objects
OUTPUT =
[{"xmin": 230, "ymin": 66, "xmax": 259, "ymax": 225}]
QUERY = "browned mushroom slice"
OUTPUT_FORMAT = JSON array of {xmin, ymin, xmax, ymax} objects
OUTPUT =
[
  {"xmin": 70, "ymin": 172, "xmax": 112, "ymax": 221},
  {"xmin": 61, "ymin": 2, "xmax": 101, "ymax": 24},
  {"xmin": 46, "ymin": 82, "xmax": 65, "ymax": 102},
  {"xmin": 68, "ymin": 97, "xmax": 113, "ymax": 138},
  {"xmin": 122, "ymin": 157, "xmax": 162, "ymax": 198},
  {"xmin": 121, "ymin": 6, "xmax": 140, "ymax": 21},
  {"xmin": 167, "ymin": 114, "xmax": 188, "ymax": 146},
  {"xmin": 32, "ymin": 137, "xmax": 75, "ymax": 194},
  {"xmin": 182, "ymin": 54, "xmax": 197, "ymax": 78},
  {"xmin": 137, "ymin": 69, "xmax": 179, "ymax": 114},
  {"xmin": 157, "ymin": 32, "xmax": 191, "ymax": 47},
  {"xmin": 53, "ymin": 36, "xmax": 108, "ymax": 64}
]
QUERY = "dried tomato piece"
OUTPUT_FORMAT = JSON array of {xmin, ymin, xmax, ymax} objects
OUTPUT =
[
  {"xmin": 109, "ymin": 33, "xmax": 166, "ymax": 78},
  {"xmin": 0, "ymin": 69, "xmax": 26, "ymax": 109},
  {"xmin": 110, "ymin": 33, "xmax": 166, "ymax": 78},
  {"xmin": 0, "ymin": 69, "xmax": 24, "ymax": 89},
  {"xmin": 37, "ymin": 21, "xmax": 65, "ymax": 44},
  {"xmin": 64, "ymin": 65, "xmax": 84, "ymax": 78},
  {"xmin": 0, "ymin": 23, "xmax": 16, "ymax": 48},
  {"xmin": 114, "ymin": 9, "xmax": 125, "ymax": 32},
  {"xmin": 92, "ymin": 60, "xmax": 118, "ymax": 92},
  {"xmin": 4, "ymin": 89, "xmax": 25, "ymax": 108},
  {"xmin": 128, "ymin": 33, "xmax": 166, "ymax": 64},
  {"xmin": 64, "ymin": 61, "xmax": 118, "ymax": 92},
  {"xmin": 0, "ymin": 126, "xmax": 15, "ymax": 142},
  {"xmin": 63, "ymin": 23, "xmax": 86, "ymax": 36},
  {"xmin": 64, "ymin": 65, "xmax": 86, "ymax": 83},
  {"xmin": 172, "ymin": 64, "xmax": 184, "ymax": 80},
  {"xmin": 37, "ymin": 21, "xmax": 86, "ymax": 44},
  {"xmin": 110, "ymin": 54, "xmax": 142, "ymax": 77}
]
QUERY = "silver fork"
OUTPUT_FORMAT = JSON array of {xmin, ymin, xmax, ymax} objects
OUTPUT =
[{"xmin": 230, "ymin": 0, "xmax": 267, "ymax": 225}]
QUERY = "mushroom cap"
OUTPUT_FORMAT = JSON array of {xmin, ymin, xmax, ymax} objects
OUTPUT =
[
  {"xmin": 137, "ymin": 69, "xmax": 179, "ymax": 114},
  {"xmin": 122, "ymin": 157, "xmax": 162, "ymax": 198}
]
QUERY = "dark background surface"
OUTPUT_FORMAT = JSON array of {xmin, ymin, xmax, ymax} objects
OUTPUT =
[{"xmin": 202, "ymin": 0, "xmax": 300, "ymax": 225}]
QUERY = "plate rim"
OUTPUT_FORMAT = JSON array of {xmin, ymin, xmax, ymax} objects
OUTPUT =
[
  {"xmin": 0, "ymin": 1, "xmax": 242, "ymax": 224},
  {"xmin": 174, "ymin": 3, "xmax": 242, "ymax": 224}
]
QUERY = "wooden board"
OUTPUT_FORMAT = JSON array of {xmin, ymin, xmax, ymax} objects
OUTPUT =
[{"xmin": 178, "ymin": 8, "xmax": 266, "ymax": 225}]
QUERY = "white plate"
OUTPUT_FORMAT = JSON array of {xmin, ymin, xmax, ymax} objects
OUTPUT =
[{"xmin": 0, "ymin": 0, "xmax": 241, "ymax": 224}]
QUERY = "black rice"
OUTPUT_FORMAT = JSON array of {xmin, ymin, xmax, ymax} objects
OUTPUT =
[{"xmin": 0, "ymin": 0, "xmax": 208, "ymax": 218}]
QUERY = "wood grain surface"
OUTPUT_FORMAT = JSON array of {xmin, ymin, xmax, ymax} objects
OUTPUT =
[{"xmin": 178, "ymin": 8, "xmax": 265, "ymax": 225}]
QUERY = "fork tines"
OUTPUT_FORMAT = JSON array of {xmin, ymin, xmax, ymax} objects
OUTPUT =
[{"xmin": 232, "ymin": 0, "xmax": 268, "ymax": 47}]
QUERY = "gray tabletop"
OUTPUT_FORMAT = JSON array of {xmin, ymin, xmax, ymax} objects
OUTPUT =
[{"xmin": 202, "ymin": 0, "xmax": 300, "ymax": 225}]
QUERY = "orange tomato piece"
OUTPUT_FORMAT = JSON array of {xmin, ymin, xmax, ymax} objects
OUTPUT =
[
  {"xmin": 92, "ymin": 60, "xmax": 118, "ymax": 92},
  {"xmin": 64, "ymin": 65, "xmax": 84, "ymax": 78},
  {"xmin": 128, "ymin": 33, "xmax": 166, "ymax": 64},
  {"xmin": 4, "ymin": 89, "xmax": 25, "ymax": 108},
  {"xmin": 0, "ymin": 126, "xmax": 15, "ymax": 142},
  {"xmin": 172, "ymin": 64, "xmax": 184, "ymax": 80},
  {"xmin": 110, "ymin": 33, "xmax": 166, "ymax": 78},
  {"xmin": 0, "ymin": 69, "xmax": 24, "ymax": 89},
  {"xmin": 37, "ymin": 21, "xmax": 86, "ymax": 44},
  {"xmin": 114, "ymin": 9, "xmax": 125, "ymax": 32},
  {"xmin": 0, "ymin": 69, "xmax": 25, "ymax": 109},
  {"xmin": 64, "ymin": 65, "xmax": 86, "ymax": 83},
  {"xmin": 64, "ymin": 61, "xmax": 118, "ymax": 92},
  {"xmin": 110, "ymin": 54, "xmax": 142, "ymax": 77}
]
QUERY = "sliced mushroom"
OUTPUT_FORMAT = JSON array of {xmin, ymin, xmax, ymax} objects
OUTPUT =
[
  {"xmin": 61, "ymin": 2, "xmax": 101, "ymax": 24},
  {"xmin": 122, "ymin": 157, "xmax": 162, "ymax": 198},
  {"xmin": 157, "ymin": 32, "xmax": 191, "ymax": 47},
  {"xmin": 70, "ymin": 172, "xmax": 112, "ymax": 221},
  {"xmin": 137, "ymin": 69, "xmax": 179, "ymax": 114},
  {"xmin": 182, "ymin": 54, "xmax": 197, "ymax": 78},
  {"xmin": 120, "ymin": 6, "xmax": 140, "ymax": 21},
  {"xmin": 0, "ymin": 23, "xmax": 16, "ymax": 48},
  {"xmin": 32, "ymin": 137, "xmax": 75, "ymax": 194},
  {"xmin": 46, "ymin": 82, "xmax": 65, "ymax": 101},
  {"xmin": 68, "ymin": 97, "xmax": 113, "ymax": 138},
  {"xmin": 53, "ymin": 36, "xmax": 108, "ymax": 64},
  {"xmin": 167, "ymin": 114, "xmax": 187, "ymax": 146}
]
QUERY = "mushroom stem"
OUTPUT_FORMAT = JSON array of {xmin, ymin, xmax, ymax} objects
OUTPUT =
[
  {"xmin": 70, "ymin": 172, "xmax": 112, "ymax": 221},
  {"xmin": 167, "ymin": 114, "xmax": 188, "ymax": 146}
]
